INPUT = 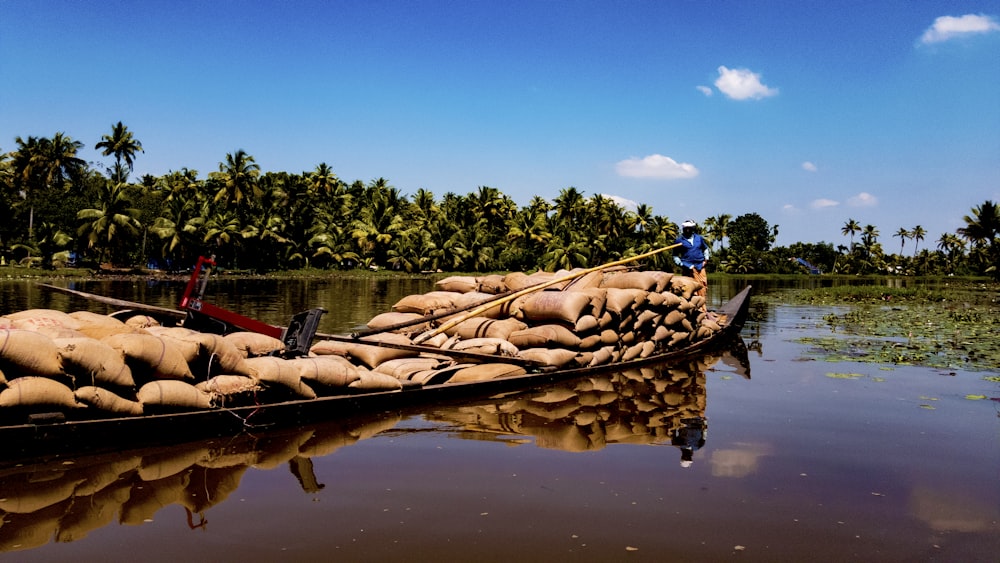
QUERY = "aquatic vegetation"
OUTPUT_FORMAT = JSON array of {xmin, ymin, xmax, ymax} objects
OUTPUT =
[{"xmin": 784, "ymin": 281, "xmax": 1000, "ymax": 371}]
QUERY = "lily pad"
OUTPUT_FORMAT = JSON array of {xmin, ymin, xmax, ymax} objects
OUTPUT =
[{"xmin": 825, "ymin": 372, "xmax": 864, "ymax": 380}]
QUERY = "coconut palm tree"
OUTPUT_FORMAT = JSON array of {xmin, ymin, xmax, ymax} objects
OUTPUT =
[
  {"xmin": 893, "ymin": 227, "xmax": 910, "ymax": 255},
  {"xmin": 95, "ymin": 121, "xmax": 143, "ymax": 183},
  {"xmin": 149, "ymin": 195, "xmax": 206, "ymax": 264},
  {"xmin": 212, "ymin": 149, "xmax": 260, "ymax": 212},
  {"xmin": 958, "ymin": 200, "xmax": 1000, "ymax": 276},
  {"xmin": 77, "ymin": 181, "xmax": 142, "ymax": 264},
  {"xmin": 910, "ymin": 225, "xmax": 926, "ymax": 256},
  {"xmin": 841, "ymin": 218, "xmax": 861, "ymax": 250}
]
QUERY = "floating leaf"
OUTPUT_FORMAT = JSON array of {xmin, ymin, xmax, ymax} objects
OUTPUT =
[
  {"xmin": 919, "ymin": 404, "xmax": 936, "ymax": 410},
  {"xmin": 984, "ymin": 376, "xmax": 1000, "ymax": 383},
  {"xmin": 825, "ymin": 372, "xmax": 864, "ymax": 380},
  {"xmin": 965, "ymin": 394, "xmax": 987, "ymax": 400}
]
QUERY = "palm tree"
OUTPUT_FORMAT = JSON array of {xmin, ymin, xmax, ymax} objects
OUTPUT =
[
  {"xmin": 910, "ymin": 225, "xmax": 926, "ymax": 256},
  {"xmin": 212, "ymin": 149, "xmax": 260, "ymax": 211},
  {"xmin": 958, "ymin": 200, "xmax": 1000, "ymax": 276},
  {"xmin": 893, "ymin": 227, "xmax": 910, "ymax": 255},
  {"xmin": 149, "ymin": 195, "xmax": 206, "ymax": 264},
  {"xmin": 307, "ymin": 162, "xmax": 339, "ymax": 198},
  {"xmin": 708, "ymin": 213, "xmax": 731, "ymax": 253},
  {"xmin": 95, "ymin": 121, "xmax": 143, "ymax": 183},
  {"xmin": 841, "ymin": 219, "xmax": 861, "ymax": 251},
  {"xmin": 77, "ymin": 181, "xmax": 142, "ymax": 264}
]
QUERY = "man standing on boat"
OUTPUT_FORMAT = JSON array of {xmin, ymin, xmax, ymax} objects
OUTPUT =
[{"xmin": 673, "ymin": 219, "xmax": 710, "ymax": 300}]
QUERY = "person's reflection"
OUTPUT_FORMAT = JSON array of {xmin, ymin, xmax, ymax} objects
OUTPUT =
[{"xmin": 672, "ymin": 416, "xmax": 707, "ymax": 468}]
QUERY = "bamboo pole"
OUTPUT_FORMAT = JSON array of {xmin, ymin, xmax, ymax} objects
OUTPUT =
[{"xmin": 412, "ymin": 243, "xmax": 681, "ymax": 344}]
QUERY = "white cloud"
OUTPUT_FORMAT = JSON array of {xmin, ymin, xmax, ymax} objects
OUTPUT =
[
  {"xmin": 696, "ymin": 85, "xmax": 713, "ymax": 97},
  {"xmin": 810, "ymin": 198, "xmax": 839, "ymax": 209},
  {"xmin": 714, "ymin": 66, "xmax": 778, "ymax": 100},
  {"xmin": 848, "ymin": 192, "xmax": 878, "ymax": 207},
  {"xmin": 920, "ymin": 14, "xmax": 1000, "ymax": 44},
  {"xmin": 601, "ymin": 194, "xmax": 638, "ymax": 212},
  {"xmin": 802, "ymin": 161, "xmax": 818, "ymax": 172},
  {"xmin": 616, "ymin": 154, "xmax": 700, "ymax": 179}
]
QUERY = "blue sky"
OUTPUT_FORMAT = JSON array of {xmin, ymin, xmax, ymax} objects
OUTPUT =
[{"xmin": 2, "ymin": 1, "xmax": 998, "ymax": 247}]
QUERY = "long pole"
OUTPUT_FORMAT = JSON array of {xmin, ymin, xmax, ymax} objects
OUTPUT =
[{"xmin": 412, "ymin": 243, "xmax": 681, "ymax": 344}]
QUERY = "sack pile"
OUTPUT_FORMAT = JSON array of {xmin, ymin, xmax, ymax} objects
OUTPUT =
[
  {"xmin": 317, "ymin": 269, "xmax": 721, "ymax": 384},
  {"xmin": 0, "ymin": 269, "xmax": 725, "ymax": 423}
]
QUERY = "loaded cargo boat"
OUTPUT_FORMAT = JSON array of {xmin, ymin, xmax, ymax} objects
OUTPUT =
[{"xmin": 0, "ymin": 250, "xmax": 751, "ymax": 464}]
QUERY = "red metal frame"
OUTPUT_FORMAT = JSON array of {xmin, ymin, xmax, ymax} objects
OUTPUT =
[{"xmin": 179, "ymin": 256, "xmax": 283, "ymax": 338}]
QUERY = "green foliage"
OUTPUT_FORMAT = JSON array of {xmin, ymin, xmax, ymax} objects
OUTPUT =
[
  {"xmin": 728, "ymin": 213, "xmax": 773, "ymax": 254},
  {"xmin": 2, "ymin": 129, "xmax": 997, "ymax": 279}
]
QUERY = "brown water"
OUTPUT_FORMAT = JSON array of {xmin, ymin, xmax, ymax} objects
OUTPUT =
[{"xmin": 0, "ymin": 277, "xmax": 997, "ymax": 562}]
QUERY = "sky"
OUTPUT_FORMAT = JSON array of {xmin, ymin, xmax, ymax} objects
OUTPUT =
[{"xmin": 2, "ymin": 0, "xmax": 999, "ymax": 247}]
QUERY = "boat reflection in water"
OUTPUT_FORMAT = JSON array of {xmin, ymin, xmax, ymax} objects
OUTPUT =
[
  {"xmin": 426, "ymin": 340, "xmax": 749, "ymax": 466},
  {"xmin": 0, "ymin": 342, "xmax": 749, "ymax": 553}
]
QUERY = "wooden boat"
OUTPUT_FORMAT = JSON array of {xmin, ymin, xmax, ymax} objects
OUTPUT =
[
  {"xmin": 0, "ymin": 287, "xmax": 750, "ymax": 465},
  {"xmin": 0, "ymin": 258, "xmax": 751, "ymax": 465}
]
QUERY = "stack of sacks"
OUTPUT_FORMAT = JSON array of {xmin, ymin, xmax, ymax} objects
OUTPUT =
[
  {"xmin": 0, "ymin": 308, "xmax": 362, "ymax": 421},
  {"xmin": 350, "ymin": 269, "xmax": 723, "ymax": 385}
]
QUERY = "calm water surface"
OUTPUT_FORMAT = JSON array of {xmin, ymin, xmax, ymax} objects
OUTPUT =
[{"xmin": 0, "ymin": 277, "xmax": 997, "ymax": 562}]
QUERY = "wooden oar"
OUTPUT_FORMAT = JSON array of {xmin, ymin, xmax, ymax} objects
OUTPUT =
[
  {"xmin": 412, "ymin": 243, "xmax": 682, "ymax": 344},
  {"xmin": 34, "ymin": 283, "xmax": 186, "ymax": 319}
]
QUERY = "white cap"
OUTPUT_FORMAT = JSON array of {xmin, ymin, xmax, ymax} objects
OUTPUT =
[{"xmin": 681, "ymin": 220, "xmax": 696, "ymax": 228}]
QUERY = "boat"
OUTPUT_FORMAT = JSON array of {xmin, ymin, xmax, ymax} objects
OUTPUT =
[{"xmin": 0, "ymin": 252, "xmax": 751, "ymax": 465}]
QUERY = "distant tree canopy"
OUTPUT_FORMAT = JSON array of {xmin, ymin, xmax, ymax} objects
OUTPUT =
[
  {"xmin": 728, "ymin": 213, "xmax": 773, "ymax": 254},
  {"xmin": 1, "ymin": 126, "xmax": 997, "ymax": 278}
]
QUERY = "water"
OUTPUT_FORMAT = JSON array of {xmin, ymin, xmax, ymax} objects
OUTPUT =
[{"xmin": 0, "ymin": 276, "xmax": 997, "ymax": 561}]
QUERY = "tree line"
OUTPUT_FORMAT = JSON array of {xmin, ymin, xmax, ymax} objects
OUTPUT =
[{"xmin": 1, "ymin": 124, "xmax": 997, "ymax": 278}]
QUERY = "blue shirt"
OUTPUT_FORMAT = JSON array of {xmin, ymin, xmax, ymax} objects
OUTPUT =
[{"xmin": 674, "ymin": 233, "xmax": 710, "ymax": 271}]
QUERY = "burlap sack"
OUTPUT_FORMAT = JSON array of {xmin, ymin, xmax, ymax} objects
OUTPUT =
[
  {"xmin": 348, "ymin": 369, "xmax": 403, "ymax": 391},
  {"xmin": 4, "ymin": 309, "xmax": 81, "ymax": 331},
  {"xmin": 56, "ymin": 337, "xmax": 135, "ymax": 388},
  {"xmin": 244, "ymin": 356, "xmax": 317, "ymax": 399},
  {"xmin": 137, "ymin": 380, "xmax": 214, "ymax": 409},
  {"xmin": 508, "ymin": 325, "xmax": 581, "ymax": 349},
  {"xmin": 124, "ymin": 314, "xmax": 161, "ymax": 329},
  {"xmin": 103, "ymin": 333, "xmax": 193, "ymax": 381},
  {"xmin": 334, "ymin": 333, "xmax": 416, "ymax": 369},
  {"xmin": 517, "ymin": 348, "xmax": 578, "ymax": 367},
  {"xmin": 288, "ymin": 356, "xmax": 361, "ymax": 388},
  {"xmin": 68, "ymin": 311, "xmax": 140, "ymax": 340},
  {"xmin": 392, "ymin": 291, "xmax": 460, "ymax": 314},
  {"xmin": 445, "ymin": 337, "xmax": 520, "ymax": 357},
  {"xmin": 223, "ymin": 331, "xmax": 285, "ymax": 357},
  {"xmin": 601, "ymin": 271, "xmax": 660, "ymax": 291},
  {"xmin": 452, "ymin": 317, "xmax": 527, "ymax": 340},
  {"xmin": 0, "ymin": 376, "xmax": 80, "ymax": 409},
  {"xmin": 196, "ymin": 375, "xmax": 261, "ymax": 396},
  {"xmin": 448, "ymin": 363, "xmax": 526, "ymax": 383},
  {"xmin": 74, "ymin": 385, "xmax": 144, "ymax": 416},
  {"xmin": 0, "ymin": 328, "xmax": 64, "ymax": 378},
  {"xmin": 519, "ymin": 291, "xmax": 593, "ymax": 324},
  {"xmin": 374, "ymin": 357, "xmax": 443, "ymax": 380},
  {"xmin": 435, "ymin": 275, "xmax": 479, "ymax": 293},
  {"xmin": 366, "ymin": 312, "xmax": 430, "ymax": 334},
  {"xmin": 476, "ymin": 274, "xmax": 506, "ymax": 294}
]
